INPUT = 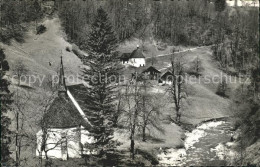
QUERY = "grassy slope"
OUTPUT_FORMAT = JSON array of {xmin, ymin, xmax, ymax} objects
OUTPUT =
[
  {"xmin": 1, "ymin": 16, "xmax": 82, "ymax": 85},
  {"xmin": 152, "ymin": 47, "xmax": 237, "ymax": 125}
]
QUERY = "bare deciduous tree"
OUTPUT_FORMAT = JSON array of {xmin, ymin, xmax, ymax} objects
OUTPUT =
[
  {"xmin": 120, "ymin": 82, "xmax": 142, "ymax": 160},
  {"xmin": 13, "ymin": 59, "xmax": 29, "ymax": 86},
  {"xmin": 139, "ymin": 77, "xmax": 163, "ymax": 142},
  {"xmin": 167, "ymin": 54, "xmax": 186, "ymax": 125},
  {"xmin": 188, "ymin": 56, "xmax": 204, "ymax": 77},
  {"xmin": 12, "ymin": 87, "xmax": 32, "ymax": 167}
]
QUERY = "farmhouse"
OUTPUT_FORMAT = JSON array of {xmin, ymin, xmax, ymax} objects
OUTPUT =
[
  {"xmin": 120, "ymin": 45, "xmax": 146, "ymax": 67},
  {"xmin": 160, "ymin": 71, "xmax": 173, "ymax": 85},
  {"xmin": 142, "ymin": 66, "xmax": 161, "ymax": 80},
  {"xmin": 36, "ymin": 57, "xmax": 94, "ymax": 160}
]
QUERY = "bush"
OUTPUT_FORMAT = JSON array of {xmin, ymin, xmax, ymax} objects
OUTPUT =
[
  {"xmin": 66, "ymin": 46, "xmax": 71, "ymax": 52},
  {"xmin": 157, "ymin": 42, "xmax": 167, "ymax": 51},
  {"xmin": 72, "ymin": 44, "xmax": 86, "ymax": 59},
  {"xmin": 36, "ymin": 25, "xmax": 47, "ymax": 35},
  {"xmin": 216, "ymin": 80, "xmax": 229, "ymax": 98}
]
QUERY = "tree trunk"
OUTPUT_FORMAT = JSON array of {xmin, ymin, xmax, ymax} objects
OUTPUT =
[
  {"xmin": 176, "ymin": 107, "xmax": 181, "ymax": 125},
  {"xmin": 15, "ymin": 112, "xmax": 19, "ymax": 167},
  {"xmin": 142, "ymin": 125, "xmax": 146, "ymax": 142},
  {"xmin": 130, "ymin": 136, "xmax": 135, "ymax": 159},
  {"xmin": 39, "ymin": 151, "xmax": 43, "ymax": 167},
  {"xmin": 44, "ymin": 150, "xmax": 48, "ymax": 160}
]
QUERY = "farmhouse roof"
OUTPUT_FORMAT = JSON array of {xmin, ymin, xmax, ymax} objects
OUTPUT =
[
  {"xmin": 142, "ymin": 66, "xmax": 161, "ymax": 74},
  {"xmin": 161, "ymin": 71, "xmax": 173, "ymax": 80},
  {"xmin": 120, "ymin": 53, "xmax": 132, "ymax": 59},
  {"xmin": 43, "ymin": 57, "xmax": 91, "ymax": 129}
]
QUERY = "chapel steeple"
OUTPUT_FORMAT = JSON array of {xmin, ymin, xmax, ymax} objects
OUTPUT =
[{"xmin": 58, "ymin": 55, "xmax": 67, "ymax": 95}]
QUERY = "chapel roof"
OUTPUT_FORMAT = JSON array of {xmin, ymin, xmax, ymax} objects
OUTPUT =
[
  {"xmin": 43, "ymin": 95, "xmax": 91, "ymax": 129},
  {"xmin": 42, "ymin": 57, "xmax": 91, "ymax": 129}
]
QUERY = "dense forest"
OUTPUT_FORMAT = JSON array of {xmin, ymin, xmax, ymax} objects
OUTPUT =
[
  {"xmin": 57, "ymin": 0, "xmax": 258, "ymax": 71},
  {"xmin": 58, "ymin": 0, "xmax": 216, "ymax": 46},
  {"xmin": 0, "ymin": 0, "xmax": 44, "ymax": 43}
]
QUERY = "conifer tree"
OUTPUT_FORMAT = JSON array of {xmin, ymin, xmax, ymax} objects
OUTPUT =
[
  {"xmin": 0, "ymin": 49, "xmax": 13, "ymax": 163},
  {"xmin": 83, "ymin": 7, "xmax": 118, "ymax": 55},
  {"xmin": 77, "ymin": 7, "xmax": 121, "ymax": 156}
]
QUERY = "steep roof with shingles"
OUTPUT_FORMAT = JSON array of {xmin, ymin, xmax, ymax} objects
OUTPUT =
[
  {"xmin": 43, "ymin": 93, "xmax": 91, "ymax": 129},
  {"xmin": 67, "ymin": 84, "xmax": 87, "ymax": 107},
  {"xmin": 43, "ymin": 57, "xmax": 91, "ymax": 129}
]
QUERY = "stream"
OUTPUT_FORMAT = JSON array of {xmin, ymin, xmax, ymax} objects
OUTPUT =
[{"xmin": 158, "ymin": 120, "xmax": 234, "ymax": 166}]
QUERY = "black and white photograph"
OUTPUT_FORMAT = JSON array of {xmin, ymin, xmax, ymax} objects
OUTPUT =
[{"xmin": 0, "ymin": 0, "xmax": 259, "ymax": 166}]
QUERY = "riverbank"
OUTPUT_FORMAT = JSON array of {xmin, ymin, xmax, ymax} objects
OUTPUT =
[
  {"xmin": 157, "ymin": 120, "xmax": 235, "ymax": 166},
  {"xmin": 214, "ymin": 132, "xmax": 260, "ymax": 166}
]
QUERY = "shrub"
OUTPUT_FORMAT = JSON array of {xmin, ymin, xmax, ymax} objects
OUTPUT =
[
  {"xmin": 157, "ymin": 42, "xmax": 167, "ymax": 51},
  {"xmin": 72, "ymin": 44, "xmax": 86, "ymax": 59},
  {"xmin": 216, "ymin": 79, "xmax": 228, "ymax": 98},
  {"xmin": 36, "ymin": 25, "xmax": 47, "ymax": 35},
  {"xmin": 66, "ymin": 46, "xmax": 71, "ymax": 52}
]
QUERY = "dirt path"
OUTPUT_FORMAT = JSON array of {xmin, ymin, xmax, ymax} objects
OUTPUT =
[{"xmin": 147, "ymin": 45, "xmax": 209, "ymax": 60}]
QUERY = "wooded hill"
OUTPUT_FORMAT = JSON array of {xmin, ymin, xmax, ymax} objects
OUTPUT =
[{"xmin": 57, "ymin": 0, "xmax": 259, "ymax": 74}]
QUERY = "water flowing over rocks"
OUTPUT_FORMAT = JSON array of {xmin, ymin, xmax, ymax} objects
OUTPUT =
[{"xmin": 158, "ymin": 121, "xmax": 235, "ymax": 166}]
